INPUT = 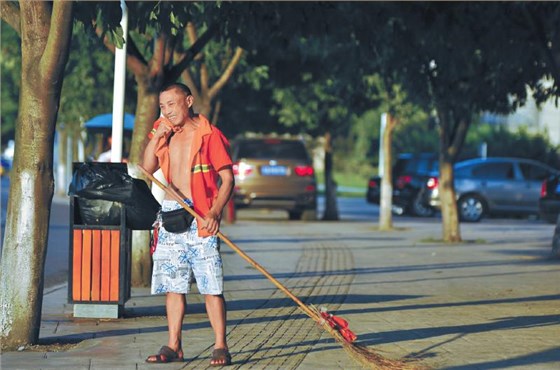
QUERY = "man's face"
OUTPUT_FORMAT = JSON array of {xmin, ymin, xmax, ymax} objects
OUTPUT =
[{"xmin": 159, "ymin": 88, "xmax": 192, "ymax": 126}]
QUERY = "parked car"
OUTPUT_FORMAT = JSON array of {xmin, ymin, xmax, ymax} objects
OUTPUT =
[
  {"xmin": 422, "ymin": 157, "xmax": 558, "ymax": 222},
  {"xmin": 539, "ymin": 173, "xmax": 560, "ymax": 224},
  {"xmin": 231, "ymin": 137, "xmax": 317, "ymax": 220},
  {"xmin": 366, "ymin": 153, "xmax": 438, "ymax": 217}
]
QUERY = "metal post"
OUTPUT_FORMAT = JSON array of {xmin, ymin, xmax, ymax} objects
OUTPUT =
[
  {"xmin": 379, "ymin": 113, "xmax": 387, "ymax": 177},
  {"xmin": 110, "ymin": 0, "xmax": 128, "ymax": 163}
]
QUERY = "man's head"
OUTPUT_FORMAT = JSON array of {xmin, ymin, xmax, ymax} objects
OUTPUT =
[{"xmin": 159, "ymin": 83, "xmax": 195, "ymax": 126}]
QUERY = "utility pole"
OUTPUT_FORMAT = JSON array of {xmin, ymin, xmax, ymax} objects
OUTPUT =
[{"xmin": 110, "ymin": 0, "xmax": 128, "ymax": 162}]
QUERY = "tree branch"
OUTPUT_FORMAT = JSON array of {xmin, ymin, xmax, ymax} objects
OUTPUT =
[
  {"xmin": 126, "ymin": 34, "xmax": 148, "ymax": 66},
  {"xmin": 1, "ymin": 1, "xmax": 20, "ymax": 35},
  {"xmin": 186, "ymin": 22, "xmax": 204, "ymax": 61},
  {"xmin": 200, "ymin": 60, "xmax": 209, "ymax": 95},
  {"xmin": 40, "ymin": 1, "xmax": 74, "ymax": 83},
  {"xmin": 180, "ymin": 67, "xmax": 201, "ymax": 101},
  {"xmin": 166, "ymin": 23, "xmax": 219, "ymax": 84},
  {"xmin": 151, "ymin": 33, "xmax": 168, "ymax": 78},
  {"xmin": 96, "ymin": 26, "xmax": 147, "ymax": 77},
  {"xmin": 449, "ymin": 118, "xmax": 470, "ymax": 162},
  {"xmin": 209, "ymin": 47, "xmax": 245, "ymax": 99}
]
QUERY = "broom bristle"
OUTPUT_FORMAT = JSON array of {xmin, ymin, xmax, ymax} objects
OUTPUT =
[{"xmin": 310, "ymin": 305, "xmax": 423, "ymax": 370}]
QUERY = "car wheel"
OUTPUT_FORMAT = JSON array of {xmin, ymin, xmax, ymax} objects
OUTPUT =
[
  {"xmin": 458, "ymin": 195, "xmax": 485, "ymax": 222},
  {"xmin": 411, "ymin": 193, "xmax": 435, "ymax": 217},
  {"xmin": 288, "ymin": 210, "xmax": 303, "ymax": 220}
]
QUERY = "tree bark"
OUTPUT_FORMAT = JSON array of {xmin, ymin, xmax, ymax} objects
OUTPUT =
[
  {"xmin": 379, "ymin": 113, "xmax": 397, "ymax": 230},
  {"xmin": 0, "ymin": 0, "xmax": 73, "ymax": 350},
  {"xmin": 437, "ymin": 109, "xmax": 469, "ymax": 243},
  {"xmin": 128, "ymin": 78, "xmax": 160, "ymax": 287},
  {"xmin": 322, "ymin": 132, "xmax": 339, "ymax": 221}
]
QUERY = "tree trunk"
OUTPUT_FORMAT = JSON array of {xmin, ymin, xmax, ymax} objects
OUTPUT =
[
  {"xmin": 0, "ymin": 1, "xmax": 73, "ymax": 350},
  {"xmin": 437, "ymin": 109, "xmax": 468, "ymax": 243},
  {"xmin": 194, "ymin": 95, "xmax": 212, "ymax": 117},
  {"xmin": 128, "ymin": 78, "xmax": 160, "ymax": 287},
  {"xmin": 322, "ymin": 132, "xmax": 339, "ymax": 221},
  {"xmin": 438, "ymin": 155, "xmax": 461, "ymax": 242},
  {"xmin": 379, "ymin": 113, "xmax": 397, "ymax": 230},
  {"xmin": 211, "ymin": 99, "xmax": 222, "ymax": 125}
]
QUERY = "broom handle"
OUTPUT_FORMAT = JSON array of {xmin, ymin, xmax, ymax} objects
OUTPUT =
[{"xmin": 138, "ymin": 165, "xmax": 319, "ymax": 321}]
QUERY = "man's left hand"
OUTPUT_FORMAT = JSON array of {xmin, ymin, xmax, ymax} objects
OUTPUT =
[{"xmin": 202, "ymin": 210, "xmax": 221, "ymax": 235}]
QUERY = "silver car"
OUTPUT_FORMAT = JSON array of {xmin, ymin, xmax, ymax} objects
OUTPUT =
[{"xmin": 423, "ymin": 157, "xmax": 558, "ymax": 222}]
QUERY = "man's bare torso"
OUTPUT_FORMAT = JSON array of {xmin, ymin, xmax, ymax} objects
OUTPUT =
[{"xmin": 167, "ymin": 123, "xmax": 198, "ymax": 200}]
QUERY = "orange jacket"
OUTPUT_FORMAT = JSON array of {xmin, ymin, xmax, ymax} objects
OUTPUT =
[{"xmin": 148, "ymin": 115, "xmax": 233, "ymax": 236}]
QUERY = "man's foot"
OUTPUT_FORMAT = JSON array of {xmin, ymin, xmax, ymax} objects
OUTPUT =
[
  {"xmin": 145, "ymin": 345, "xmax": 184, "ymax": 363},
  {"xmin": 210, "ymin": 348, "xmax": 232, "ymax": 367}
]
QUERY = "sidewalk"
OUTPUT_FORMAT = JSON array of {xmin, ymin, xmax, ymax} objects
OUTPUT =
[{"xmin": 1, "ymin": 215, "xmax": 559, "ymax": 369}]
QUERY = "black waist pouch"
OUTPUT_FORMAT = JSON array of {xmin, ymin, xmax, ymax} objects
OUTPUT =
[{"xmin": 161, "ymin": 207, "xmax": 195, "ymax": 233}]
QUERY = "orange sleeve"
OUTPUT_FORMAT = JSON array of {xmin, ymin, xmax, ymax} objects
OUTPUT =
[
  {"xmin": 148, "ymin": 117, "xmax": 174, "ymax": 139},
  {"xmin": 208, "ymin": 128, "xmax": 233, "ymax": 171},
  {"xmin": 147, "ymin": 118, "xmax": 162, "ymax": 140}
]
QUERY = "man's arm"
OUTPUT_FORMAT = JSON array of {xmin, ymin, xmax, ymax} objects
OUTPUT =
[
  {"xmin": 142, "ymin": 122, "xmax": 172, "ymax": 173},
  {"xmin": 202, "ymin": 166, "xmax": 234, "ymax": 235}
]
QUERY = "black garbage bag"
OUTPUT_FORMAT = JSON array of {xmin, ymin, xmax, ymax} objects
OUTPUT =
[
  {"xmin": 68, "ymin": 162, "xmax": 160, "ymax": 230},
  {"xmin": 77, "ymin": 198, "xmax": 122, "ymax": 226}
]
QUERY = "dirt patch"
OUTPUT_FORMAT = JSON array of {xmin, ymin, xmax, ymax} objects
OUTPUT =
[{"xmin": 19, "ymin": 340, "xmax": 80, "ymax": 352}]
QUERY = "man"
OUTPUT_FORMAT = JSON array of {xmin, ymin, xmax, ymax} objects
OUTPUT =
[{"xmin": 142, "ymin": 83, "xmax": 234, "ymax": 366}]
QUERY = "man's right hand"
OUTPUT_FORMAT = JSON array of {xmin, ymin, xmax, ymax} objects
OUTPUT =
[{"xmin": 152, "ymin": 117, "xmax": 173, "ymax": 140}]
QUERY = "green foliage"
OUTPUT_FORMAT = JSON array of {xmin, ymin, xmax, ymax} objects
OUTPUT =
[
  {"xmin": 58, "ymin": 26, "xmax": 136, "ymax": 133},
  {"xmin": 463, "ymin": 123, "xmax": 560, "ymax": 167},
  {"xmin": 339, "ymin": 102, "xmax": 432, "ymax": 178}
]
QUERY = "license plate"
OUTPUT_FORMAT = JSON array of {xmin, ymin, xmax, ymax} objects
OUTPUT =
[{"xmin": 261, "ymin": 165, "xmax": 287, "ymax": 176}]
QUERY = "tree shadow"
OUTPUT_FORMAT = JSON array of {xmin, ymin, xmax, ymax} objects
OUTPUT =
[
  {"xmin": 359, "ymin": 314, "xmax": 560, "ymax": 346},
  {"xmin": 442, "ymin": 346, "xmax": 560, "ymax": 369}
]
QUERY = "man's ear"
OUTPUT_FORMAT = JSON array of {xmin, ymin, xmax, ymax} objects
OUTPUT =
[{"xmin": 186, "ymin": 95, "xmax": 194, "ymax": 108}]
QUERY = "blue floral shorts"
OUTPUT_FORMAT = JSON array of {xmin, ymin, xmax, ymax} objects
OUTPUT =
[{"xmin": 151, "ymin": 199, "xmax": 223, "ymax": 295}]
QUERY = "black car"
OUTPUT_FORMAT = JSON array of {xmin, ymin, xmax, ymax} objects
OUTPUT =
[
  {"xmin": 539, "ymin": 173, "xmax": 560, "ymax": 224},
  {"xmin": 366, "ymin": 153, "xmax": 438, "ymax": 217}
]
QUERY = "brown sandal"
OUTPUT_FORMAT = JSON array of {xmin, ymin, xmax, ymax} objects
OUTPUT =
[
  {"xmin": 145, "ymin": 345, "xmax": 184, "ymax": 363},
  {"xmin": 210, "ymin": 348, "xmax": 232, "ymax": 366}
]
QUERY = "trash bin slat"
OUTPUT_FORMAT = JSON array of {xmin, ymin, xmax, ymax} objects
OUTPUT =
[
  {"xmin": 101, "ymin": 230, "xmax": 111, "ymax": 301},
  {"xmin": 110, "ymin": 230, "xmax": 120, "ymax": 301},
  {"xmin": 81, "ymin": 230, "xmax": 92, "ymax": 301},
  {"xmin": 91, "ymin": 230, "xmax": 102, "ymax": 301},
  {"xmin": 72, "ymin": 230, "xmax": 83, "ymax": 300}
]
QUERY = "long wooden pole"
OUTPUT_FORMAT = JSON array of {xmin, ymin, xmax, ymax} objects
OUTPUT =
[{"xmin": 138, "ymin": 165, "xmax": 318, "ymax": 320}]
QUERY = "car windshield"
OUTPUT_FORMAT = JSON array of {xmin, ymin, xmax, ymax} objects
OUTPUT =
[{"xmin": 236, "ymin": 140, "xmax": 309, "ymax": 160}]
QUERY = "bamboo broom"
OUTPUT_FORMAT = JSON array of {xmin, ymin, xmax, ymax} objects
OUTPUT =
[{"xmin": 138, "ymin": 165, "xmax": 418, "ymax": 369}]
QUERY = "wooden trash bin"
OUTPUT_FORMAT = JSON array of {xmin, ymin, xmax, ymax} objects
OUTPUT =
[{"xmin": 68, "ymin": 163, "xmax": 132, "ymax": 318}]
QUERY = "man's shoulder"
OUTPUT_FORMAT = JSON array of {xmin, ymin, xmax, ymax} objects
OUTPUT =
[{"xmin": 197, "ymin": 116, "xmax": 228, "ymax": 140}]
